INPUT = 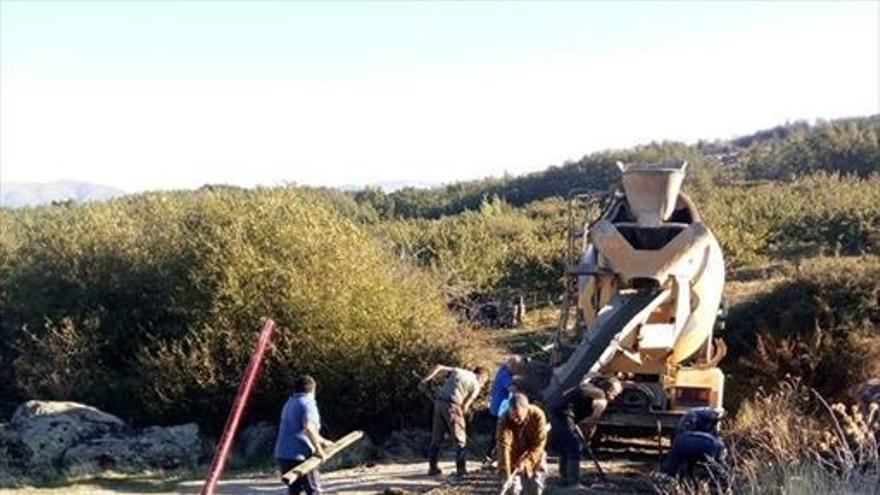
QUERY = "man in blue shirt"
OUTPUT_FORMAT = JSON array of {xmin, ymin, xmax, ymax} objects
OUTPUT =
[
  {"xmin": 275, "ymin": 375, "xmax": 333, "ymax": 495},
  {"xmin": 485, "ymin": 355, "xmax": 524, "ymax": 462}
]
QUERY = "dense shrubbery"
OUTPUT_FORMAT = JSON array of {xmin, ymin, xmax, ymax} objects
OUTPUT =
[
  {"xmin": 374, "ymin": 198, "xmax": 566, "ymax": 300},
  {"xmin": 695, "ymin": 174, "xmax": 880, "ymax": 267},
  {"xmin": 0, "ymin": 188, "xmax": 484, "ymax": 435},
  {"xmin": 370, "ymin": 175, "xmax": 880, "ymax": 299},
  {"xmin": 725, "ymin": 256, "xmax": 880, "ymax": 408},
  {"xmin": 355, "ymin": 141, "xmax": 719, "ymax": 219},
  {"xmin": 740, "ymin": 116, "xmax": 880, "ymax": 180}
]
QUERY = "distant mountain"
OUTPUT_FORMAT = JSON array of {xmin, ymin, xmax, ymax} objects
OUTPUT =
[
  {"xmin": 1, "ymin": 180, "xmax": 125, "ymax": 208},
  {"xmin": 338, "ymin": 180, "xmax": 439, "ymax": 193}
]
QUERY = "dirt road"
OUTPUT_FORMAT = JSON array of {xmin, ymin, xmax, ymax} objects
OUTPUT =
[
  {"xmin": 0, "ymin": 462, "xmax": 447, "ymax": 495},
  {"xmin": 0, "ymin": 455, "xmax": 654, "ymax": 495}
]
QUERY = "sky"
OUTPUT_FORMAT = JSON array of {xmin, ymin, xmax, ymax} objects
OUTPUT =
[{"xmin": 1, "ymin": 1, "xmax": 878, "ymax": 193}]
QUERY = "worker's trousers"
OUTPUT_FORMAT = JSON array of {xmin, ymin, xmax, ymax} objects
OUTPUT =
[
  {"xmin": 661, "ymin": 431, "xmax": 727, "ymax": 478},
  {"xmin": 549, "ymin": 409, "xmax": 582, "ymax": 463},
  {"xmin": 431, "ymin": 399, "xmax": 467, "ymax": 449}
]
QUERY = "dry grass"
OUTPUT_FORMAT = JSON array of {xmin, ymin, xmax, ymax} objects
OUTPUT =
[{"xmin": 655, "ymin": 379, "xmax": 880, "ymax": 495}]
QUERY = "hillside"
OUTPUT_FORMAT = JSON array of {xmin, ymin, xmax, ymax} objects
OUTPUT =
[
  {"xmin": 1, "ymin": 115, "xmax": 878, "ymax": 493},
  {"xmin": 351, "ymin": 115, "xmax": 879, "ymax": 219}
]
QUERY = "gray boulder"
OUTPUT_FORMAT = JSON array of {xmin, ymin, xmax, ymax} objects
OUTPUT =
[
  {"xmin": 10, "ymin": 400, "xmax": 127, "ymax": 470},
  {"xmin": 378, "ymin": 429, "xmax": 430, "ymax": 461},
  {"xmin": 324, "ymin": 434, "xmax": 375, "ymax": 470},
  {"xmin": 0, "ymin": 422, "xmax": 30, "ymax": 475},
  {"xmin": 5, "ymin": 400, "xmax": 202, "ymax": 477},
  {"xmin": 61, "ymin": 423, "xmax": 201, "ymax": 475},
  {"xmin": 236, "ymin": 422, "xmax": 373, "ymax": 469}
]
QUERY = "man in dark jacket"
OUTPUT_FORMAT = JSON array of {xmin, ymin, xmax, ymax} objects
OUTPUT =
[
  {"xmin": 661, "ymin": 407, "xmax": 727, "ymax": 480},
  {"xmin": 549, "ymin": 376, "xmax": 621, "ymax": 486}
]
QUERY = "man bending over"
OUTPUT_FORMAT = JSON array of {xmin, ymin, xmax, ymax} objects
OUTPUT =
[
  {"xmin": 496, "ymin": 393, "xmax": 549, "ymax": 495},
  {"xmin": 421, "ymin": 364, "xmax": 489, "ymax": 477}
]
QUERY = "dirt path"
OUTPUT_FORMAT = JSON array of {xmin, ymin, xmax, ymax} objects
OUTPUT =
[
  {"xmin": 0, "ymin": 455, "xmax": 655, "ymax": 495},
  {"xmin": 0, "ymin": 462, "xmax": 454, "ymax": 495}
]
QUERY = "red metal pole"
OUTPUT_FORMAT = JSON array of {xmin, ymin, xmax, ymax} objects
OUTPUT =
[{"xmin": 201, "ymin": 318, "xmax": 277, "ymax": 495}]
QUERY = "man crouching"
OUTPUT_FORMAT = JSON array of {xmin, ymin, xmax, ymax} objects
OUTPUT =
[{"xmin": 497, "ymin": 393, "xmax": 549, "ymax": 495}]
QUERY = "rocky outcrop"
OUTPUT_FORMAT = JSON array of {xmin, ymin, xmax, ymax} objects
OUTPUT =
[
  {"xmin": 61, "ymin": 423, "xmax": 201, "ymax": 475},
  {"xmin": 9, "ymin": 400, "xmax": 127, "ymax": 471},
  {"xmin": 1, "ymin": 400, "xmax": 201, "ymax": 477}
]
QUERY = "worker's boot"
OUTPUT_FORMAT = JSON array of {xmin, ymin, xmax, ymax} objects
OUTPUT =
[
  {"xmin": 557, "ymin": 456, "xmax": 570, "ymax": 486},
  {"xmin": 455, "ymin": 447, "xmax": 468, "ymax": 478},
  {"xmin": 565, "ymin": 458, "xmax": 581, "ymax": 486},
  {"xmin": 428, "ymin": 446, "xmax": 442, "ymax": 476}
]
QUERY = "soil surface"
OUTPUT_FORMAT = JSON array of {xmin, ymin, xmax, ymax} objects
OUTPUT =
[{"xmin": 0, "ymin": 452, "xmax": 657, "ymax": 495}]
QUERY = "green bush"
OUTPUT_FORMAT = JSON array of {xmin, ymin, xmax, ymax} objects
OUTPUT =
[
  {"xmin": 725, "ymin": 256, "xmax": 880, "ymax": 408},
  {"xmin": 374, "ymin": 198, "xmax": 565, "ymax": 300},
  {"xmin": 1, "ymin": 188, "xmax": 481, "ymax": 435},
  {"xmin": 740, "ymin": 117, "xmax": 880, "ymax": 180},
  {"xmin": 369, "ymin": 175, "xmax": 880, "ymax": 303},
  {"xmin": 694, "ymin": 175, "xmax": 880, "ymax": 267}
]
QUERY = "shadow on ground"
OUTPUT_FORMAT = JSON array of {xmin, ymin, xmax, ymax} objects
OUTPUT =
[{"xmin": 173, "ymin": 461, "xmax": 454, "ymax": 495}]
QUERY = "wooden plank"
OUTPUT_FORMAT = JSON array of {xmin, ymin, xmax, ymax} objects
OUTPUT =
[{"xmin": 281, "ymin": 430, "xmax": 365, "ymax": 484}]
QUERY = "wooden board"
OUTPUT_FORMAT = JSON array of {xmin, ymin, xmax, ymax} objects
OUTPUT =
[{"xmin": 281, "ymin": 430, "xmax": 365, "ymax": 484}]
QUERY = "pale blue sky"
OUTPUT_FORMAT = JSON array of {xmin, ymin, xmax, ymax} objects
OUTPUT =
[{"xmin": 2, "ymin": 1, "xmax": 878, "ymax": 192}]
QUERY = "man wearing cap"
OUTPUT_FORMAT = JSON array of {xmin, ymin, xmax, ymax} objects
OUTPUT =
[{"xmin": 661, "ymin": 407, "xmax": 727, "ymax": 480}]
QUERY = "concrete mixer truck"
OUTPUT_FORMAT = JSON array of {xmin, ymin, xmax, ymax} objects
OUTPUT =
[{"xmin": 540, "ymin": 160, "xmax": 726, "ymax": 432}]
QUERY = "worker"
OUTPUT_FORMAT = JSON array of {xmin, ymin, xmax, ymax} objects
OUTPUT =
[
  {"xmin": 420, "ymin": 364, "xmax": 490, "ymax": 477},
  {"xmin": 496, "ymin": 393, "xmax": 549, "ymax": 495},
  {"xmin": 486, "ymin": 355, "xmax": 525, "ymax": 463},
  {"xmin": 661, "ymin": 431, "xmax": 727, "ymax": 479},
  {"xmin": 549, "ymin": 376, "xmax": 622, "ymax": 486},
  {"xmin": 661, "ymin": 407, "xmax": 727, "ymax": 480},
  {"xmin": 274, "ymin": 375, "xmax": 334, "ymax": 495}
]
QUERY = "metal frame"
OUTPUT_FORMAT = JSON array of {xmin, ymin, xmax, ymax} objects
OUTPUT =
[
  {"xmin": 552, "ymin": 188, "xmax": 613, "ymax": 365},
  {"xmin": 201, "ymin": 319, "xmax": 277, "ymax": 495}
]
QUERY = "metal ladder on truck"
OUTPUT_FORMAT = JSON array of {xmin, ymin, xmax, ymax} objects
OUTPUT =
[{"xmin": 550, "ymin": 188, "xmax": 617, "ymax": 366}]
